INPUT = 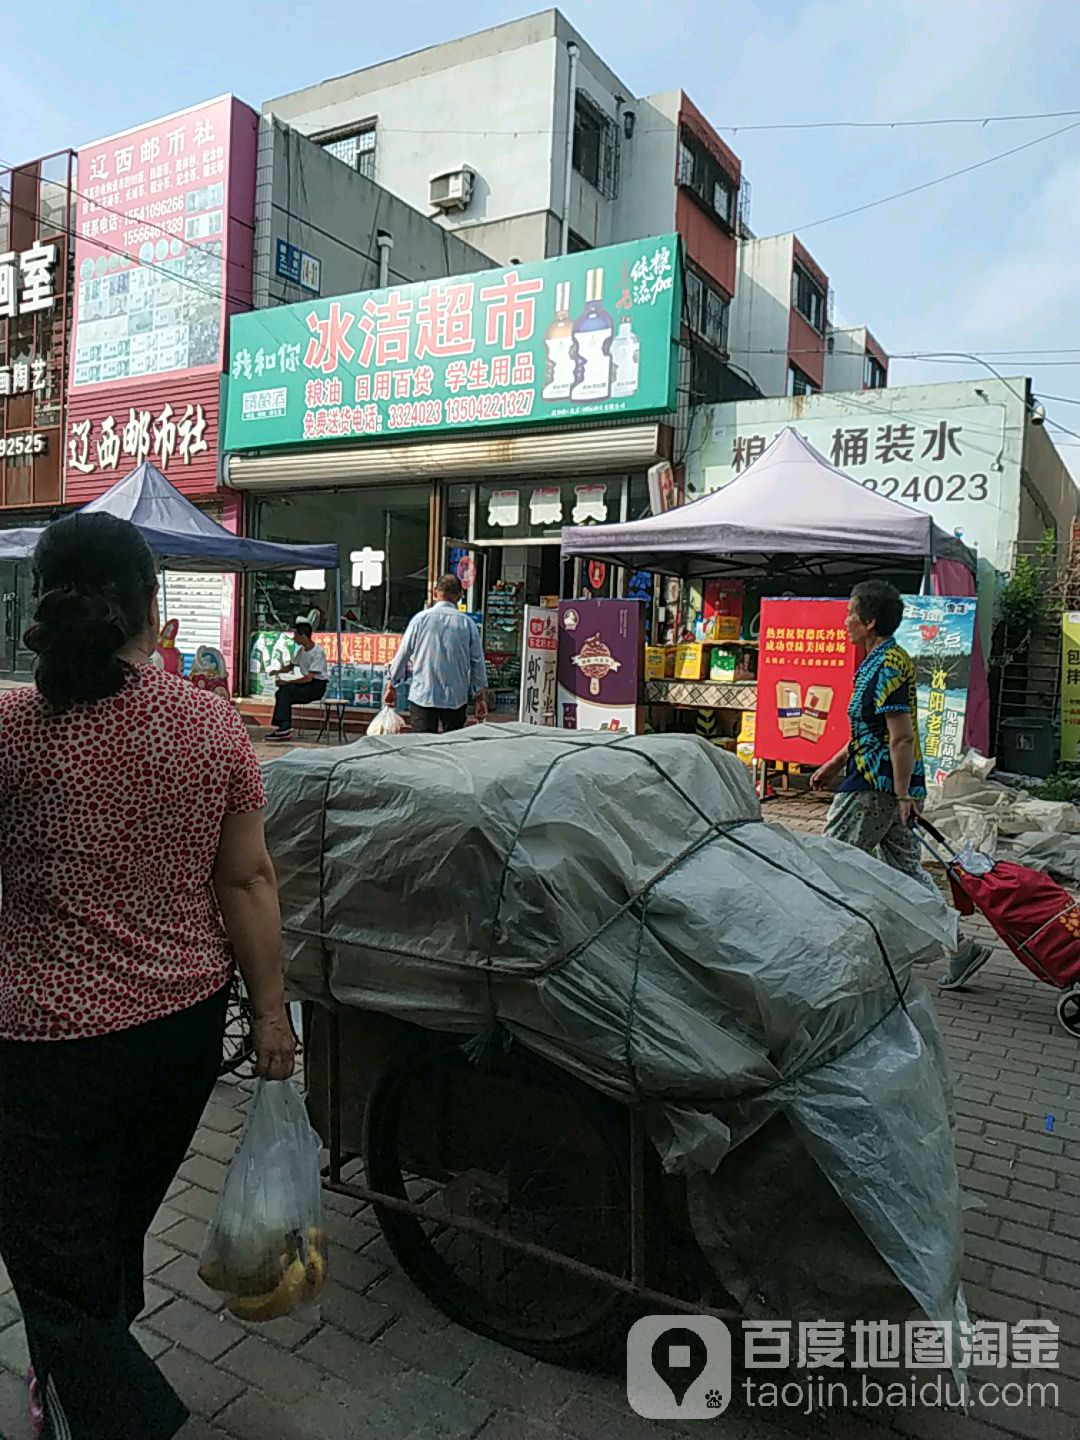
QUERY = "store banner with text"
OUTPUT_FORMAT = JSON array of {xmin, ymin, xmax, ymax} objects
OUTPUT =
[
  {"xmin": 1062, "ymin": 613, "xmax": 1080, "ymax": 763},
  {"xmin": 895, "ymin": 596, "xmax": 977, "ymax": 782},
  {"xmin": 71, "ymin": 96, "xmax": 254, "ymax": 391},
  {"xmin": 557, "ymin": 599, "xmax": 643, "ymax": 734},
  {"xmin": 519, "ymin": 607, "xmax": 558, "ymax": 725},
  {"xmin": 67, "ymin": 96, "xmax": 257, "ymax": 497},
  {"xmin": 703, "ymin": 406, "xmax": 1008, "ymax": 569},
  {"xmin": 224, "ymin": 234, "xmax": 681, "ymax": 450},
  {"xmin": 756, "ymin": 598, "xmax": 856, "ymax": 765}
]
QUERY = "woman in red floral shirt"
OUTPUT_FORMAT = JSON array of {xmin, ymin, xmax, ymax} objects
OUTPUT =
[{"xmin": 0, "ymin": 512, "xmax": 295, "ymax": 1440}]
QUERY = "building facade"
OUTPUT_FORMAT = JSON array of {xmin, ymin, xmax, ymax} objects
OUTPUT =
[
  {"xmin": 63, "ymin": 96, "xmax": 259, "ymax": 680},
  {"xmin": 240, "ymin": 115, "xmax": 498, "ymax": 674},
  {"xmin": 726, "ymin": 233, "xmax": 831, "ymax": 399},
  {"xmin": 684, "ymin": 377, "xmax": 1077, "ymax": 661},
  {"xmin": 824, "ymin": 325, "xmax": 889, "ymax": 393},
  {"xmin": 263, "ymin": 11, "xmax": 745, "ymax": 401},
  {"xmin": 0, "ymin": 152, "xmax": 75, "ymax": 672},
  {"xmin": 223, "ymin": 233, "xmax": 682, "ymax": 706}
]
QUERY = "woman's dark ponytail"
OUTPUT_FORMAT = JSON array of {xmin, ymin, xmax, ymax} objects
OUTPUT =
[{"xmin": 25, "ymin": 513, "xmax": 156, "ymax": 713}]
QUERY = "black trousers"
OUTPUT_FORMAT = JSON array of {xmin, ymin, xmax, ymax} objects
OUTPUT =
[
  {"xmin": 410, "ymin": 702, "xmax": 467, "ymax": 734},
  {"xmin": 272, "ymin": 678, "xmax": 327, "ymax": 730},
  {"xmin": 0, "ymin": 985, "xmax": 228, "ymax": 1440}
]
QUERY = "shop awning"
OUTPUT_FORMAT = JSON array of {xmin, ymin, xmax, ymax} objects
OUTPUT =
[
  {"xmin": 560, "ymin": 427, "xmax": 977, "ymax": 578},
  {"xmin": 224, "ymin": 423, "xmax": 666, "ymax": 490},
  {"xmin": 0, "ymin": 462, "xmax": 340, "ymax": 572}
]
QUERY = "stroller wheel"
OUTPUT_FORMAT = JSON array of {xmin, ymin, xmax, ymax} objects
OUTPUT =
[{"xmin": 1057, "ymin": 991, "xmax": 1080, "ymax": 1038}]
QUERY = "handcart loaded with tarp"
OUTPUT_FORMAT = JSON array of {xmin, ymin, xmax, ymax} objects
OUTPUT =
[{"xmin": 263, "ymin": 726, "xmax": 967, "ymax": 1363}]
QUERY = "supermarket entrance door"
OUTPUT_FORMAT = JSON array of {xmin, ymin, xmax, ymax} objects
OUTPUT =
[{"xmin": 478, "ymin": 547, "xmax": 567, "ymax": 716}]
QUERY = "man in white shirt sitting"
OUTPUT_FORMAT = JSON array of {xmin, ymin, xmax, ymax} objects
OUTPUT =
[{"xmin": 267, "ymin": 621, "xmax": 329, "ymax": 741}]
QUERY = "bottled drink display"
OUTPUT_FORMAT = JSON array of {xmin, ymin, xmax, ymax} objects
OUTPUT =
[
  {"xmin": 610, "ymin": 318, "xmax": 640, "ymax": 399},
  {"xmin": 570, "ymin": 268, "xmax": 613, "ymax": 403},
  {"xmin": 542, "ymin": 281, "xmax": 575, "ymax": 401}
]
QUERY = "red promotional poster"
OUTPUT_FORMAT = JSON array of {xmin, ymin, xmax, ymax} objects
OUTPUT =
[
  {"xmin": 316, "ymin": 632, "xmax": 401, "ymax": 666},
  {"xmin": 702, "ymin": 578, "xmax": 744, "ymax": 642},
  {"xmin": 755, "ymin": 598, "xmax": 856, "ymax": 765}
]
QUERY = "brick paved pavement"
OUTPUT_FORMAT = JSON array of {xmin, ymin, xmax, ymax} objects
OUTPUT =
[{"xmin": 0, "ymin": 790, "xmax": 1077, "ymax": 1439}]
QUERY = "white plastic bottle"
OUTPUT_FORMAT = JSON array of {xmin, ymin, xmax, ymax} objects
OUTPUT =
[{"xmin": 610, "ymin": 318, "xmax": 640, "ymax": 399}]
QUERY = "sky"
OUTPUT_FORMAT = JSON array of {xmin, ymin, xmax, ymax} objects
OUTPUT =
[{"xmin": 5, "ymin": 0, "xmax": 1080, "ymax": 473}]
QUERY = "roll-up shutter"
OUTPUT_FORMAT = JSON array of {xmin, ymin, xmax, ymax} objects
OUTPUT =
[
  {"xmin": 159, "ymin": 503, "xmax": 225, "ymax": 657},
  {"xmin": 160, "ymin": 571, "xmax": 224, "ymax": 655},
  {"xmin": 225, "ymin": 423, "xmax": 665, "ymax": 492}
]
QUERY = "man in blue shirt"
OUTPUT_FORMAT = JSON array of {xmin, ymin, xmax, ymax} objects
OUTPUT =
[{"xmin": 385, "ymin": 574, "xmax": 488, "ymax": 733}]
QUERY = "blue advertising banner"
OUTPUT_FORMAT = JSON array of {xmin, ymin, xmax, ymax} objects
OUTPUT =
[{"xmin": 896, "ymin": 595, "xmax": 978, "ymax": 782}]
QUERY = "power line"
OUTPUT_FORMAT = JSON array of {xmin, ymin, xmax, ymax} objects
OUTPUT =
[
  {"xmin": 1047, "ymin": 417, "xmax": 1080, "ymax": 444},
  {"xmin": 4, "ymin": 194, "xmax": 237, "ymax": 308},
  {"xmin": 7, "ymin": 164, "xmax": 1080, "ymax": 451},
  {"xmin": 789, "ymin": 120, "xmax": 1080, "ymax": 234},
  {"xmin": 719, "ymin": 107, "xmax": 1080, "ymax": 134},
  {"xmin": 180, "ymin": 106, "xmax": 1080, "ymax": 138},
  {"xmin": 728, "ymin": 345, "xmax": 1080, "ymax": 363},
  {"xmin": 4, "ymin": 150, "xmax": 409, "ymax": 312},
  {"xmin": 863, "ymin": 347, "xmax": 1080, "ymax": 358},
  {"xmin": 890, "ymin": 354, "xmax": 1080, "ymax": 367}
]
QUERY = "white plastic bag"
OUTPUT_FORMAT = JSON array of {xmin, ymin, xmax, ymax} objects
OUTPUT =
[
  {"xmin": 198, "ymin": 1079, "xmax": 326, "ymax": 1320},
  {"xmin": 367, "ymin": 704, "xmax": 406, "ymax": 737}
]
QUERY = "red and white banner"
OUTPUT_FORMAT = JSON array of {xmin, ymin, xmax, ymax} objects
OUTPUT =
[{"xmin": 755, "ymin": 598, "xmax": 856, "ymax": 765}]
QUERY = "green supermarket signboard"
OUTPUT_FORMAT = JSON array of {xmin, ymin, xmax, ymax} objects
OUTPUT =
[{"xmin": 224, "ymin": 234, "xmax": 681, "ymax": 450}]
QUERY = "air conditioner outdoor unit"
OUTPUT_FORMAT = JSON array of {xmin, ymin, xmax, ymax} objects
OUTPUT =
[{"xmin": 429, "ymin": 167, "xmax": 475, "ymax": 211}]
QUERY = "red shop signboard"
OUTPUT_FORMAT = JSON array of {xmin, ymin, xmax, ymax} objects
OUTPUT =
[
  {"xmin": 65, "ymin": 95, "xmax": 257, "ymax": 501},
  {"xmin": 755, "ymin": 598, "xmax": 856, "ymax": 765}
]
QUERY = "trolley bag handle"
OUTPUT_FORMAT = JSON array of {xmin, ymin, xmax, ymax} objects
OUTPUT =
[
  {"xmin": 914, "ymin": 814, "xmax": 952, "ymax": 848},
  {"xmin": 913, "ymin": 813, "xmax": 966, "ymax": 866},
  {"xmin": 914, "ymin": 814, "xmax": 979, "ymax": 917}
]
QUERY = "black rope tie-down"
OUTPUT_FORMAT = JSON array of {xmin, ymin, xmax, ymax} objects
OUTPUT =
[{"xmin": 299, "ymin": 734, "xmax": 915, "ymax": 1096}]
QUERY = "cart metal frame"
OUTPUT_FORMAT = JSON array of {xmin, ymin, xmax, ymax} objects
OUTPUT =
[{"xmin": 319, "ymin": 1010, "xmax": 740, "ymax": 1322}]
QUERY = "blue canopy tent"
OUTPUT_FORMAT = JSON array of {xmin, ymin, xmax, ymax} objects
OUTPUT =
[{"xmin": 0, "ymin": 462, "xmax": 345, "ymax": 699}]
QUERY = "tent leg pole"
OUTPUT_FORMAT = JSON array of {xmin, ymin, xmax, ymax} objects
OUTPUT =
[{"xmin": 335, "ymin": 567, "xmax": 344, "ymax": 704}]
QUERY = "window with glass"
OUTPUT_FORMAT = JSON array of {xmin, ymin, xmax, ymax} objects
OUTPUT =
[
  {"xmin": 787, "ymin": 363, "xmax": 817, "ymax": 397},
  {"xmin": 684, "ymin": 268, "xmax": 729, "ymax": 352},
  {"xmin": 864, "ymin": 354, "xmax": 887, "ymax": 389},
  {"xmin": 677, "ymin": 128, "xmax": 737, "ymax": 229},
  {"xmin": 791, "ymin": 264, "xmax": 826, "ymax": 333},
  {"xmin": 573, "ymin": 91, "xmax": 619, "ymax": 199},
  {"xmin": 249, "ymin": 484, "xmax": 431, "ymax": 647},
  {"xmin": 566, "ymin": 229, "xmax": 592, "ymax": 253},
  {"xmin": 320, "ymin": 126, "xmax": 377, "ymax": 181},
  {"xmin": 38, "ymin": 154, "xmax": 73, "ymax": 238}
]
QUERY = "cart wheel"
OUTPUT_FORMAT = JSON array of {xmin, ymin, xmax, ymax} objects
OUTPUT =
[
  {"xmin": 364, "ymin": 1039, "xmax": 639, "ymax": 1365},
  {"xmin": 219, "ymin": 973, "xmax": 255, "ymax": 1077},
  {"xmin": 1057, "ymin": 990, "xmax": 1080, "ymax": 1038}
]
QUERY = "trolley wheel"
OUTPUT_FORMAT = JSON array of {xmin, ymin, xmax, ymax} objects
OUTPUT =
[
  {"xmin": 1057, "ymin": 990, "xmax": 1080, "ymax": 1038},
  {"xmin": 364, "ymin": 1038, "xmax": 639, "ymax": 1365},
  {"xmin": 219, "ymin": 973, "xmax": 256, "ymax": 1077}
]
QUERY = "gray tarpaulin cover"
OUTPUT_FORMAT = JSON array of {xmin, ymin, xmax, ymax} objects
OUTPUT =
[{"xmin": 265, "ymin": 726, "xmax": 966, "ymax": 1328}]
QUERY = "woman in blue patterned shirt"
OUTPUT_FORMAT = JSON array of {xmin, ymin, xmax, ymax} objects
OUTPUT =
[{"xmin": 811, "ymin": 579, "xmax": 989, "ymax": 990}]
